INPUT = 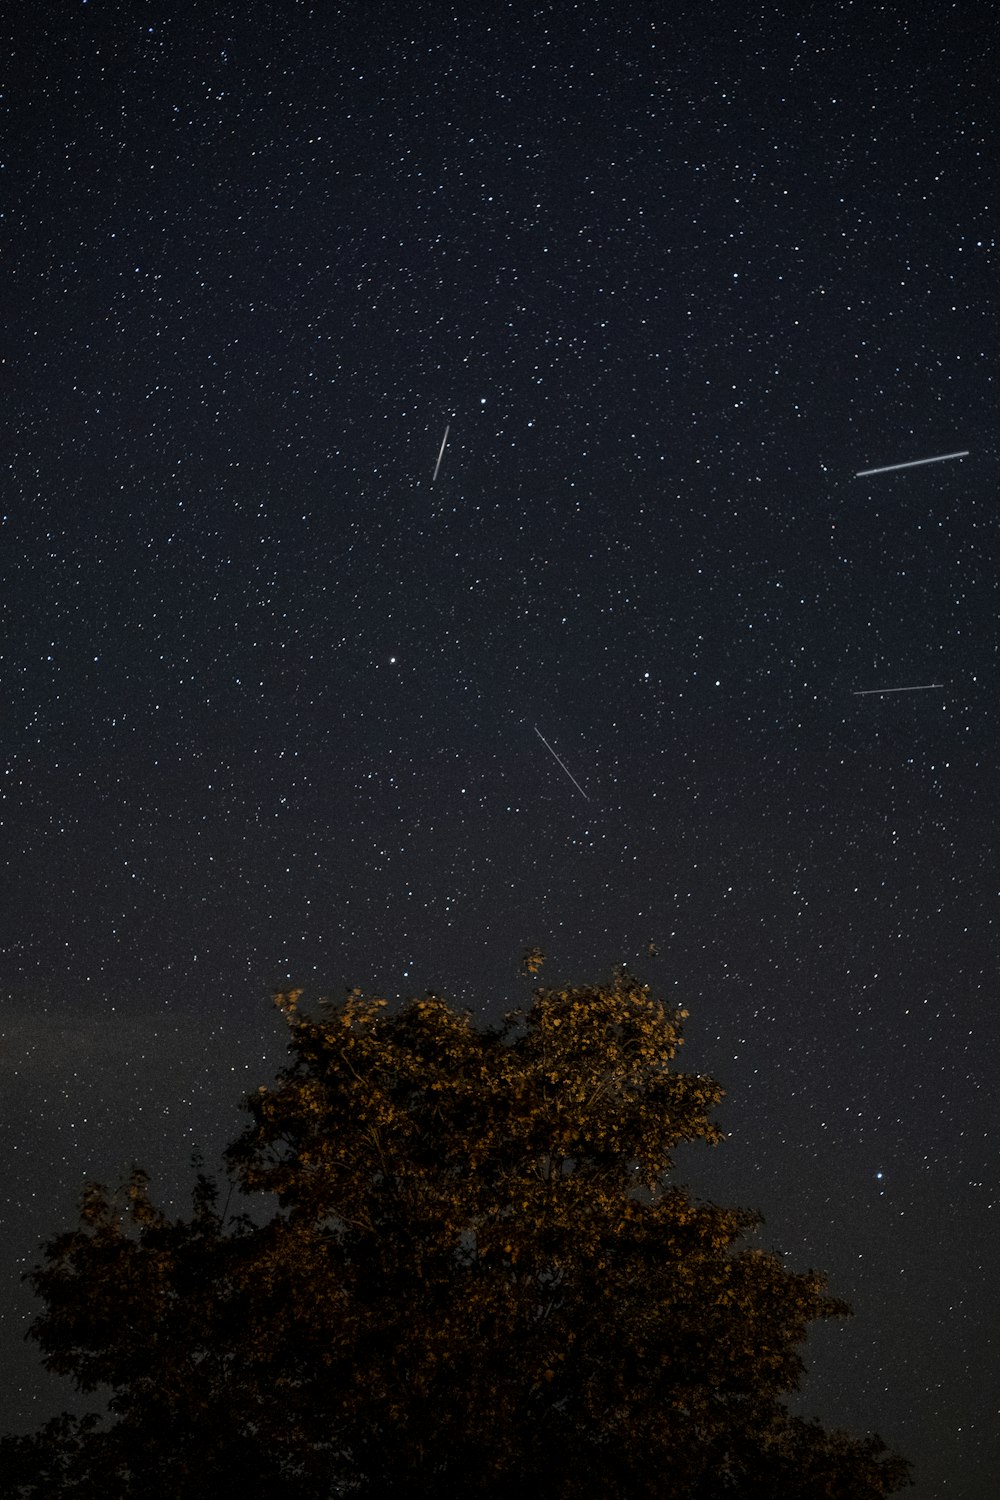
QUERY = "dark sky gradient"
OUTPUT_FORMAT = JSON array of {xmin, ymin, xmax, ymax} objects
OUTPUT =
[{"xmin": 3, "ymin": 4, "xmax": 998, "ymax": 1493}]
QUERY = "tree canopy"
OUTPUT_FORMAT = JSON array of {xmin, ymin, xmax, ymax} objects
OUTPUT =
[{"xmin": 1, "ymin": 968, "xmax": 912, "ymax": 1497}]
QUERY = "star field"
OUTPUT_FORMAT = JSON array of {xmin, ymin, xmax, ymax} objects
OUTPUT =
[{"xmin": 2, "ymin": 4, "xmax": 998, "ymax": 1493}]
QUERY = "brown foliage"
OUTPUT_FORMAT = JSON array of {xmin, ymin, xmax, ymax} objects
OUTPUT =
[{"xmin": 1, "ymin": 972, "xmax": 912, "ymax": 1497}]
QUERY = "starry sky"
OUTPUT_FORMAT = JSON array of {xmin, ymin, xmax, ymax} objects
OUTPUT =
[{"xmin": 2, "ymin": 3, "xmax": 998, "ymax": 1493}]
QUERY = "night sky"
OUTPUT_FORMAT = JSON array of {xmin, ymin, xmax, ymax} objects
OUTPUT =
[{"xmin": 2, "ymin": 3, "xmax": 998, "ymax": 1493}]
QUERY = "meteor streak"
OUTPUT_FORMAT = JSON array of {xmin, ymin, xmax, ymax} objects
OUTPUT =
[
  {"xmin": 432, "ymin": 424, "xmax": 450, "ymax": 482},
  {"xmin": 854, "ymin": 450, "xmax": 968, "ymax": 477},
  {"xmin": 533, "ymin": 726, "xmax": 590, "ymax": 801},
  {"xmin": 852, "ymin": 684, "xmax": 944, "ymax": 695}
]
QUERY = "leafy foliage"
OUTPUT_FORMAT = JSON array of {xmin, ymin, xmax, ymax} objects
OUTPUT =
[{"xmin": 2, "ymin": 971, "xmax": 912, "ymax": 1497}]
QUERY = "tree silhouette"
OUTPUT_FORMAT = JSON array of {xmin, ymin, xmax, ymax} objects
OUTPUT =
[{"xmin": 1, "ymin": 971, "xmax": 912, "ymax": 1497}]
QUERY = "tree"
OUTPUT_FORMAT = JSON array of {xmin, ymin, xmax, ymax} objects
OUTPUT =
[{"xmin": 1, "ymin": 970, "xmax": 912, "ymax": 1497}]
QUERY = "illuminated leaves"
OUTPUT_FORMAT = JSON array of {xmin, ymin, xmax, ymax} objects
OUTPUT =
[
  {"xmin": 521, "ymin": 946, "xmax": 546, "ymax": 976},
  {"xmin": 4, "ymin": 972, "xmax": 912, "ymax": 1498}
]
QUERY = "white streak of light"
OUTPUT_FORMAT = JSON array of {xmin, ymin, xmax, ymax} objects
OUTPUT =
[
  {"xmin": 533, "ymin": 726, "xmax": 590, "ymax": 801},
  {"xmin": 852, "ymin": 684, "xmax": 944, "ymax": 695},
  {"xmin": 855, "ymin": 450, "xmax": 968, "ymax": 477},
  {"xmin": 432, "ymin": 424, "xmax": 450, "ymax": 482}
]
